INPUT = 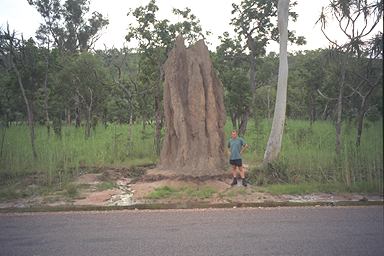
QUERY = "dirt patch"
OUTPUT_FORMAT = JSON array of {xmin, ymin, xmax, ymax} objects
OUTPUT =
[
  {"xmin": 74, "ymin": 189, "xmax": 122, "ymax": 206},
  {"xmin": 74, "ymin": 173, "xmax": 103, "ymax": 185},
  {"xmin": 0, "ymin": 166, "xmax": 382, "ymax": 210}
]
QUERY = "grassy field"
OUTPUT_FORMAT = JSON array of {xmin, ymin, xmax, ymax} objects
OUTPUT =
[
  {"xmin": 241, "ymin": 119, "xmax": 383, "ymax": 193},
  {"xmin": 0, "ymin": 119, "xmax": 382, "ymax": 193},
  {"xmin": 0, "ymin": 123, "xmax": 157, "ymax": 185}
]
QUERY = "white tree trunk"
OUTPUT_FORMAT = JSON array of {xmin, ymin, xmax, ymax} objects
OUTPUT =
[{"xmin": 263, "ymin": 0, "xmax": 289, "ymax": 164}]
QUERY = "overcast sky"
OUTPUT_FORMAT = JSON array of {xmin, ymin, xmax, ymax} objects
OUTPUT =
[{"xmin": 0, "ymin": 0, "xmax": 382, "ymax": 53}]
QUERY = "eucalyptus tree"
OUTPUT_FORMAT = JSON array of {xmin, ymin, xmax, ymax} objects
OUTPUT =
[
  {"xmin": 317, "ymin": 0, "xmax": 383, "ymax": 154},
  {"xmin": 263, "ymin": 0, "xmax": 290, "ymax": 164},
  {"xmin": 97, "ymin": 47, "xmax": 143, "ymax": 149},
  {"xmin": 0, "ymin": 26, "xmax": 47, "ymax": 159},
  {"xmin": 230, "ymin": 0, "xmax": 305, "ymax": 135},
  {"xmin": 0, "ymin": 65, "xmax": 22, "ymax": 125},
  {"xmin": 97, "ymin": 48, "xmax": 139, "ymax": 124},
  {"xmin": 28, "ymin": 0, "xmax": 109, "ymax": 53},
  {"xmin": 289, "ymin": 49, "xmax": 328, "ymax": 122},
  {"xmin": 28, "ymin": 0, "xmax": 109, "ymax": 131},
  {"xmin": 125, "ymin": 0, "xmax": 210, "ymax": 155},
  {"xmin": 214, "ymin": 32, "xmax": 251, "ymax": 131},
  {"xmin": 349, "ymin": 33, "xmax": 383, "ymax": 146},
  {"xmin": 56, "ymin": 52, "xmax": 109, "ymax": 138}
]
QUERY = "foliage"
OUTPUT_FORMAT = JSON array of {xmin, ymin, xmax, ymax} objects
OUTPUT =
[
  {"xmin": 317, "ymin": 0, "xmax": 383, "ymax": 56},
  {"xmin": 28, "ymin": 0, "xmax": 109, "ymax": 52},
  {"xmin": 56, "ymin": 52, "xmax": 110, "ymax": 136},
  {"xmin": 213, "ymin": 33, "xmax": 251, "ymax": 129},
  {"xmin": 96, "ymin": 48, "xmax": 140, "ymax": 123},
  {"xmin": 231, "ymin": 0, "xmax": 305, "ymax": 53}
]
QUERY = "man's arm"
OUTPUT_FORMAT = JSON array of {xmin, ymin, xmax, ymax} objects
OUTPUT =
[{"xmin": 240, "ymin": 144, "xmax": 248, "ymax": 154}]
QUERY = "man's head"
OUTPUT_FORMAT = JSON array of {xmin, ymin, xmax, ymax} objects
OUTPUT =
[{"xmin": 231, "ymin": 130, "xmax": 238, "ymax": 139}]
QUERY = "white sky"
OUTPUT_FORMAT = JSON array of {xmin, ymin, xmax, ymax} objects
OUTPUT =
[{"xmin": 0, "ymin": 0, "xmax": 382, "ymax": 53}]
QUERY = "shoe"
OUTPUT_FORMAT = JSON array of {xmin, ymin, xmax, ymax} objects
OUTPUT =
[
  {"xmin": 230, "ymin": 178, "xmax": 237, "ymax": 186},
  {"xmin": 242, "ymin": 179, "xmax": 247, "ymax": 187}
]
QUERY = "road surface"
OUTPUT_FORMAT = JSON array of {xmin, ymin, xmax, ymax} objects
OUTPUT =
[{"xmin": 0, "ymin": 206, "xmax": 383, "ymax": 256}]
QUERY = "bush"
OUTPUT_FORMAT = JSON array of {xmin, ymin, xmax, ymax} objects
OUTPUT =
[{"xmin": 248, "ymin": 159, "xmax": 290, "ymax": 186}]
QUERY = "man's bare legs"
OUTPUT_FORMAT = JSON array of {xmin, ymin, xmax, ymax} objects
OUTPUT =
[
  {"xmin": 232, "ymin": 165, "xmax": 245, "ymax": 179},
  {"xmin": 238, "ymin": 166, "xmax": 245, "ymax": 179},
  {"xmin": 231, "ymin": 165, "xmax": 237, "ymax": 178}
]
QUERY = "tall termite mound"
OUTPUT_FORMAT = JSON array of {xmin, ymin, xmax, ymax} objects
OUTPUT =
[{"xmin": 158, "ymin": 35, "xmax": 227, "ymax": 176}]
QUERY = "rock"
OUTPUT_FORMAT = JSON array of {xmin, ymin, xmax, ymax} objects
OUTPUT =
[
  {"xmin": 359, "ymin": 197, "xmax": 368, "ymax": 202},
  {"xmin": 159, "ymin": 35, "xmax": 227, "ymax": 176}
]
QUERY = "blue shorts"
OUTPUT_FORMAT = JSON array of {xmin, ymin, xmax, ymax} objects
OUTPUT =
[{"xmin": 229, "ymin": 159, "xmax": 242, "ymax": 167}]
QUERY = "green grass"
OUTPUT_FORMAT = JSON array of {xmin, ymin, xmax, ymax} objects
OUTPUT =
[
  {"xmin": 0, "ymin": 123, "xmax": 157, "ymax": 186},
  {"xmin": 0, "ymin": 185, "xmax": 22, "ymax": 200},
  {"xmin": 146, "ymin": 186, "xmax": 178, "ymax": 199},
  {"xmin": 64, "ymin": 183, "xmax": 79, "ymax": 198},
  {"xmin": 241, "ymin": 119, "xmax": 383, "ymax": 191},
  {"xmin": 183, "ymin": 186, "xmax": 216, "ymax": 199},
  {"xmin": 0, "ymin": 119, "xmax": 382, "ymax": 195},
  {"xmin": 146, "ymin": 186, "xmax": 217, "ymax": 200},
  {"xmin": 96, "ymin": 181, "xmax": 116, "ymax": 191},
  {"xmin": 261, "ymin": 182, "xmax": 382, "ymax": 195},
  {"xmin": 220, "ymin": 187, "xmax": 249, "ymax": 198}
]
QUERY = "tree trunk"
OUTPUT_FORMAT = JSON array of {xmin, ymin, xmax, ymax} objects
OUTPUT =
[
  {"xmin": 239, "ymin": 35, "xmax": 259, "ymax": 135},
  {"xmin": 355, "ymin": 109, "xmax": 364, "ymax": 147},
  {"xmin": 263, "ymin": 0, "xmax": 289, "ymax": 165},
  {"xmin": 0, "ymin": 126, "xmax": 6, "ymax": 158},
  {"xmin": 74, "ymin": 95, "xmax": 81, "ymax": 128},
  {"xmin": 335, "ymin": 86, "xmax": 343, "ymax": 156},
  {"xmin": 154, "ymin": 63, "xmax": 163, "ymax": 156},
  {"xmin": 43, "ymin": 54, "xmax": 50, "ymax": 136},
  {"xmin": 267, "ymin": 86, "xmax": 271, "ymax": 120},
  {"xmin": 66, "ymin": 108, "xmax": 71, "ymax": 126},
  {"xmin": 238, "ymin": 111, "xmax": 249, "ymax": 136},
  {"xmin": 85, "ymin": 88, "xmax": 93, "ymax": 138},
  {"xmin": 230, "ymin": 112, "xmax": 237, "ymax": 130},
  {"xmin": 355, "ymin": 82, "xmax": 376, "ymax": 147},
  {"xmin": 321, "ymin": 103, "xmax": 329, "ymax": 120},
  {"xmin": 355, "ymin": 96, "xmax": 367, "ymax": 147},
  {"xmin": 128, "ymin": 112, "xmax": 133, "ymax": 146},
  {"xmin": 154, "ymin": 92, "xmax": 162, "ymax": 156},
  {"xmin": 1, "ymin": 28, "xmax": 38, "ymax": 159},
  {"xmin": 12, "ymin": 62, "xmax": 38, "ymax": 159},
  {"xmin": 247, "ymin": 36, "xmax": 257, "ymax": 102},
  {"xmin": 309, "ymin": 90, "xmax": 316, "ymax": 125},
  {"xmin": 85, "ymin": 107, "xmax": 91, "ymax": 138},
  {"xmin": 335, "ymin": 62, "xmax": 346, "ymax": 157}
]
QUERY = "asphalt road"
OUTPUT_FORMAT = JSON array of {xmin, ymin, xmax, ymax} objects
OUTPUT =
[{"xmin": 0, "ymin": 206, "xmax": 383, "ymax": 256}]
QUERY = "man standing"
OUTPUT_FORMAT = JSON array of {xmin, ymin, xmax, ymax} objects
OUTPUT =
[{"xmin": 228, "ymin": 130, "xmax": 248, "ymax": 186}]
